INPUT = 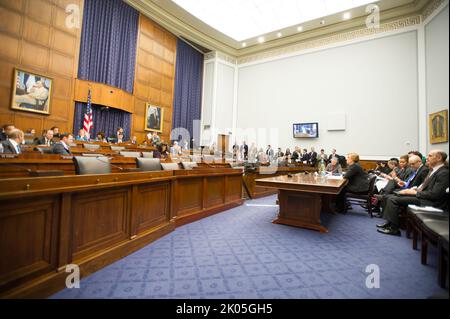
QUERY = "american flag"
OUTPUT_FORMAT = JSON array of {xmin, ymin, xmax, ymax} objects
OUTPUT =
[{"xmin": 83, "ymin": 87, "xmax": 93, "ymax": 138}]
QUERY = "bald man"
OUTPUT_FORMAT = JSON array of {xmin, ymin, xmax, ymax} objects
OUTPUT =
[{"xmin": 377, "ymin": 150, "xmax": 449, "ymax": 236}]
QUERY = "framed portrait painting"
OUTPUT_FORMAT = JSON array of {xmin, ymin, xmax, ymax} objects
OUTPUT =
[
  {"xmin": 145, "ymin": 103, "xmax": 163, "ymax": 133},
  {"xmin": 429, "ymin": 109, "xmax": 448, "ymax": 144},
  {"xmin": 11, "ymin": 68, "xmax": 52, "ymax": 115}
]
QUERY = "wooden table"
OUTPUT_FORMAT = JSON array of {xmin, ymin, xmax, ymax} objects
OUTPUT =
[{"xmin": 256, "ymin": 173, "xmax": 347, "ymax": 232}]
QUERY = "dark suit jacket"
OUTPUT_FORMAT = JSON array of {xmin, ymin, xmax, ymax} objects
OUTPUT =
[
  {"xmin": 416, "ymin": 166, "xmax": 449, "ymax": 209},
  {"xmin": 301, "ymin": 153, "xmax": 310, "ymax": 162},
  {"xmin": 344, "ymin": 163, "xmax": 369, "ymax": 193},
  {"xmin": 309, "ymin": 152, "xmax": 317, "ymax": 164},
  {"xmin": 0, "ymin": 131, "xmax": 7, "ymax": 142},
  {"xmin": 35, "ymin": 136, "xmax": 55, "ymax": 146},
  {"xmin": 51, "ymin": 142, "xmax": 71, "ymax": 155},
  {"xmin": 1, "ymin": 140, "xmax": 20, "ymax": 154},
  {"xmin": 409, "ymin": 165, "xmax": 430, "ymax": 188}
]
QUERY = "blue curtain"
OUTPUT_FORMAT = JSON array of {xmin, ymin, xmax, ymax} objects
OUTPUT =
[
  {"xmin": 172, "ymin": 39, "xmax": 204, "ymax": 144},
  {"xmin": 78, "ymin": 0, "xmax": 138, "ymax": 93},
  {"xmin": 74, "ymin": 102, "xmax": 131, "ymax": 140}
]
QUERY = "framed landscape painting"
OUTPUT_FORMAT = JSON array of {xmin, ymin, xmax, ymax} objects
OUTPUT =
[
  {"xmin": 145, "ymin": 103, "xmax": 163, "ymax": 133},
  {"xmin": 429, "ymin": 109, "xmax": 448, "ymax": 144},
  {"xmin": 11, "ymin": 68, "xmax": 52, "ymax": 115}
]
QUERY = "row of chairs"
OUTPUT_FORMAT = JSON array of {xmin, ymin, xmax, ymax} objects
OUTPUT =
[
  {"xmin": 406, "ymin": 204, "xmax": 449, "ymax": 288},
  {"xmin": 72, "ymin": 156, "xmax": 198, "ymax": 175}
]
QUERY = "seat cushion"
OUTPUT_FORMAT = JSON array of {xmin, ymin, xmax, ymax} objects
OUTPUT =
[
  {"xmin": 423, "ymin": 220, "xmax": 449, "ymax": 237},
  {"xmin": 142, "ymin": 151, "xmax": 154, "ymax": 158},
  {"xmin": 161, "ymin": 163, "xmax": 179, "ymax": 171}
]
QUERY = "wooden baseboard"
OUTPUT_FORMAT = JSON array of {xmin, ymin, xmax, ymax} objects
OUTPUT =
[{"xmin": 1, "ymin": 222, "xmax": 175, "ymax": 299}]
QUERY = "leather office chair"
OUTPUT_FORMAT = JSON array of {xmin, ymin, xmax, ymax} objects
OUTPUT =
[
  {"xmin": 161, "ymin": 163, "xmax": 180, "ymax": 171},
  {"xmin": 73, "ymin": 156, "xmax": 112, "ymax": 175},
  {"xmin": 181, "ymin": 161, "xmax": 198, "ymax": 170},
  {"xmin": 110, "ymin": 145, "xmax": 125, "ymax": 151},
  {"xmin": 136, "ymin": 158, "xmax": 161, "ymax": 171},
  {"xmin": 119, "ymin": 151, "xmax": 142, "ymax": 158},
  {"xmin": 346, "ymin": 174, "xmax": 377, "ymax": 217},
  {"xmin": 83, "ymin": 144, "xmax": 100, "ymax": 151},
  {"xmin": 34, "ymin": 147, "xmax": 52, "ymax": 154},
  {"xmin": 142, "ymin": 152, "xmax": 154, "ymax": 158}
]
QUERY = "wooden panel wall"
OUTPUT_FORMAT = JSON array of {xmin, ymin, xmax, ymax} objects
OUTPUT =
[
  {"xmin": 0, "ymin": 169, "xmax": 243, "ymax": 298},
  {"xmin": 133, "ymin": 14, "xmax": 176, "ymax": 143},
  {"xmin": 0, "ymin": 0, "xmax": 82, "ymax": 134}
]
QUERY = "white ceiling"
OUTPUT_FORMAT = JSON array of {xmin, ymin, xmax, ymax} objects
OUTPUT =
[{"xmin": 172, "ymin": 0, "xmax": 378, "ymax": 41}]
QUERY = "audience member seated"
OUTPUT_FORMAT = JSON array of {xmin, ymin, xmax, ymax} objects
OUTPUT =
[
  {"xmin": 51, "ymin": 126, "xmax": 61, "ymax": 139},
  {"xmin": 150, "ymin": 131, "xmax": 161, "ymax": 146},
  {"xmin": 116, "ymin": 133, "xmax": 125, "ymax": 144},
  {"xmin": 377, "ymin": 150, "xmax": 449, "ymax": 236},
  {"xmin": 381, "ymin": 155, "xmax": 413, "ymax": 194},
  {"xmin": 1, "ymin": 129, "xmax": 24, "ymax": 154},
  {"xmin": 0, "ymin": 124, "xmax": 15, "ymax": 142},
  {"xmin": 375, "ymin": 161, "xmax": 392, "ymax": 175},
  {"xmin": 326, "ymin": 157, "xmax": 342, "ymax": 174},
  {"xmin": 34, "ymin": 129, "xmax": 54, "ymax": 146},
  {"xmin": 52, "ymin": 133, "xmax": 74, "ymax": 155},
  {"xmin": 130, "ymin": 136, "xmax": 138, "ymax": 145},
  {"xmin": 152, "ymin": 143, "xmax": 168, "ymax": 159},
  {"xmin": 374, "ymin": 155, "xmax": 430, "ymax": 216},
  {"xmin": 170, "ymin": 141, "xmax": 182, "ymax": 156},
  {"xmin": 408, "ymin": 150, "xmax": 427, "ymax": 164},
  {"xmin": 336, "ymin": 152, "xmax": 369, "ymax": 213},
  {"xmin": 95, "ymin": 132, "xmax": 107, "ymax": 142},
  {"xmin": 116, "ymin": 127, "xmax": 124, "ymax": 139},
  {"xmin": 76, "ymin": 129, "xmax": 89, "ymax": 142}
]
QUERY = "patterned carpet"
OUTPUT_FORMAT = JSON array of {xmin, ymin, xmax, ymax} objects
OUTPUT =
[{"xmin": 51, "ymin": 195, "xmax": 448, "ymax": 299}]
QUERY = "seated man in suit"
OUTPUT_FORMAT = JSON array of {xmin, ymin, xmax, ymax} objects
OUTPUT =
[
  {"xmin": 52, "ymin": 133, "xmax": 74, "ymax": 155},
  {"xmin": 326, "ymin": 157, "xmax": 343, "ymax": 174},
  {"xmin": 1, "ymin": 129, "xmax": 24, "ymax": 154},
  {"xmin": 377, "ymin": 150, "xmax": 449, "ymax": 236},
  {"xmin": 0, "ymin": 124, "xmax": 15, "ymax": 142},
  {"xmin": 374, "ymin": 155, "xmax": 430, "ymax": 216},
  {"xmin": 381, "ymin": 155, "xmax": 413, "ymax": 194},
  {"xmin": 336, "ymin": 152, "xmax": 369, "ymax": 213},
  {"xmin": 51, "ymin": 126, "xmax": 61, "ymax": 139},
  {"xmin": 34, "ymin": 129, "xmax": 54, "ymax": 147}
]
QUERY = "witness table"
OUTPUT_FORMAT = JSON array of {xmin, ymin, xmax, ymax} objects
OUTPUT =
[{"xmin": 256, "ymin": 173, "xmax": 347, "ymax": 232}]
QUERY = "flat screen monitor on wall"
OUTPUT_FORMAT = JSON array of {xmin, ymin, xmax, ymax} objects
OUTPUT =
[{"xmin": 293, "ymin": 123, "xmax": 319, "ymax": 138}]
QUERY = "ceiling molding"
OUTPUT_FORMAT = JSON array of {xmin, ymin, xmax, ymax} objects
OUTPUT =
[{"xmin": 126, "ymin": 0, "xmax": 436, "ymax": 60}]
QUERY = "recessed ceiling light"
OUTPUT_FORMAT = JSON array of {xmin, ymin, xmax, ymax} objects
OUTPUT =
[
  {"xmin": 242, "ymin": 42, "xmax": 247, "ymax": 47},
  {"xmin": 343, "ymin": 12, "xmax": 351, "ymax": 20},
  {"xmin": 297, "ymin": 26, "xmax": 303, "ymax": 32},
  {"xmin": 257, "ymin": 36, "xmax": 265, "ymax": 43},
  {"xmin": 277, "ymin": 32, "xmax": 282, "ymax": 38}
]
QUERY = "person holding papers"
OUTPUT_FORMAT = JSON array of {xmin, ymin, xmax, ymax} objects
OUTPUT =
[{"xmin": 377, "ymin": 150, "xmax": 448, "ymax": 236}]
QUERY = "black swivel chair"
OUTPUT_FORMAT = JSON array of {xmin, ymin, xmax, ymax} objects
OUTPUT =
[
  {"xmin": 345, "ymin": 174, "xmax": 378, "ymax": 217},
  {"xmin": 136, "ymin": 158, "xmax": 161, "ymax": 171},
  {"xmin": 73, "ymin": 156, "xmax": 112, "ymax": 175}
]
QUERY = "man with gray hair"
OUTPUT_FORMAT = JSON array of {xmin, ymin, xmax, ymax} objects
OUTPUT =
[
  {"xmin": 377, "ymin": 150, "xmax": 449, "ymax": 236},
  {"xmin": 1, "ymin": 129, "xmax": 24, "ymax": 154}
]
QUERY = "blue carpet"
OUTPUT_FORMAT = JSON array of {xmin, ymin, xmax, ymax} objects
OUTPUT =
[{"xmin": 51, "ymin": 195, "xmax": 448, "ymax": 299}]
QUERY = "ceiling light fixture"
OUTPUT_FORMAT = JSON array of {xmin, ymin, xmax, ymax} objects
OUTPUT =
[
  {"xmin": 297, "ymin": 26, "xmax": 303, "ymax": 32},
  {"xmin": 242, "ymin": 42, "xmax": 247, "ymax": 47},
  {"xmin": 277, "ymin": 32, "xmax": 282, "ymax": 38},
  {"xmin": 257, "ymin": 36, "xmax": 265, "ymax": 43},
  {"xmin": 343, "ymin": 12, "xmax": 351, "ymax": 20}
]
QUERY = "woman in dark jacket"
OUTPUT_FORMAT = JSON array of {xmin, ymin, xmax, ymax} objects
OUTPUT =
[{"xmin": 336, "ymin": 152, "xmax": 369, "ymax": 213}]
